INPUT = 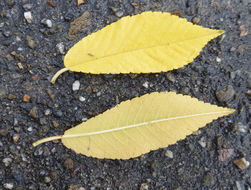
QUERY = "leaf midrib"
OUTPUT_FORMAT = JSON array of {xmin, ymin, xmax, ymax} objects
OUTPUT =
[
  {"xmin": 62, "ymin": 110, "xmax": 231, "ymax": 139},
  {"xmin": 67, "ymin": 32, "xmax": 222, "ymax": 68}
]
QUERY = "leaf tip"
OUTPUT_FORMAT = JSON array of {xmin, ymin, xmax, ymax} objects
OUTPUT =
[
  {"xmin": 218, "ymin": 29, "xmax": 225, "ymax": 35},
  {"xmin": 228, "ymin": 108, "xmax": 236, "ymax": 114}
]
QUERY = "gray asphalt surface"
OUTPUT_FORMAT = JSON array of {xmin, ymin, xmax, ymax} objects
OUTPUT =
[{"xmin": 0, "ymin": 0, "xmax": 250, "ymax": 189}]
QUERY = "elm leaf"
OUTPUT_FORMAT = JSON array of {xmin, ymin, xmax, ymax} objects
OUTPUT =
[{"xmin": 33, "ymin": 92, "xmax": 234, "ymax": 159}]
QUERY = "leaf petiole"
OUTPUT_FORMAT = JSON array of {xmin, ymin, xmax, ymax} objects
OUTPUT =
[
  {"xmin": 32, "ymin": 135, "xmax": 63, "ymax": 147},
  {"xmin": 51, "ymin": 68, "xmax": 69, "ymax": 84}
]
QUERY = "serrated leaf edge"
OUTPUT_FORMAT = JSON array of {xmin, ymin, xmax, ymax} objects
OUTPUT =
[{"xmin": 33, "ymin": 91, "xmax": 235, "ymax": 150}]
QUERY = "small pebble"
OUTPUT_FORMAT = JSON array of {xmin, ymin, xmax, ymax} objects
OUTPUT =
[
  {"xmin": 46, "ymin": 88, "xmax": 55, "ymax": 101},
  {"xmin": 23, "ymin": 94, "xmax": 30, "ymax": 102},
  {"xmin": 181, "ymin": 87, "xmax": 189, "ymax": 95},
  {"xmin": 236, "ymin": 122, "xmax": 248, "ymax": 133},
  {"xmin": 29, "ymin": 107, "xmax": 38, "ymax": 119},
  {"xmin": 192, "ymin": 130, "xmax": 201, "ymax": 135},
  {"xmin": 115, "ymin": 10, "xmax": 124, "ymax": 17},
  {"xmin": 56, "ymin": 42, "xmax": 65, "ymax": 54},
  {"xmin": 216, "ymin": 85, "xmax": 235, "ymax": 102},
  {"xmin": 218, "ymin": 148, "xmax": 234, "ymax": 162},
  {"xmin": 14, "ymin": 127, "xmax": 20, "ymax": 132},
  {"xmin": 234, "ymin": 158, "xmax": 250, "ymax": 170},
  {"xmin": 235, "ymin": 181, "xmax": 245, "ymax": 190},
  {"xmin": 140, "ymin": 183, "xmax": 149, "ymax": 190},
  {"xmin": 52, "ymin": 120, "xmax": 59, "ymax": 127},
  {"xmin": 3, "ymin": 183, "xmax": 14, "ymax": 189},
  {"xmin": 166, "ymin": 72, "xmax": 175, "ymax": 83},
  {"xmin": 92, "ymin": 87, "xmax": 98, "ymax": 93},
  {"xmin": 246, "ymin": 90, "xmax": 251, "ymax": 96},
  {"xmin": 13, "ymin": 118, "xmax": 18, "ymax": 126},
  {"xmin": 77, "ymin": 0, "xmax": 85, "ymax": 6},
  {"xmin": 64, "ymin": 158, "xmax": 74, "ymax": 169},
  {"xmin": 17, "ymin": 62, "xmax": 24, "ymax": 69},
  {"xmin": 0, "ymin": 128, "xmax": 8, "ymax": 136},
  {"xmin": 24, "ymin": 11, "xmax": 32, "ymax": 23},
  {"xmin": 192, "ymin": 16, "xmax": 200, "ymax": 24},
  {"xmin": 27, "ymin": 127, "xmax": 33, "ymax": 132},
  {"xmin": 16, "ymin": 36, "xmax": 21, "ymax": 42},
  {"xmin": 237, "ymin": 44, "xmax": 248, "ymax": 54},
  {"xmin": 96, "ymin": 92, "xmax": 101, "ymax": 96},
  {"xmin": 23, "ymin": 4, "xmax": 32, "ymax": 10},
  {"xmin": 110, "ymin": 7, "xmax": 124, "ymax": 17},
  {"xmin": 41, "ymin": 18, "xmax": 53, "ymax": 28},
  {"xmin": 47, "ymin": 0, "xmax": 56, "ymax": 7},
  {"xmin": 50, "ymin": 171, "xmax": 58, "ymax": 180},
  {"xmin": 216, "ymin": 57, "xmax": 221, "ymax": 62},
  {"xmin": 230, "ymin": 47, "xmax": 236, "ymax": 52},
  {"xmin": 6, "ymin": 54, "xmax": 13, "ymax": 62},
  {"xmin": 79, "ymin": 96, "xmax": 86, "ymax": 102},
  {"xmin": 131, "ymin": 2, "xmax": 138, "ymax": 8},
  {"xmin": 6, "ymin": 0, "xmax": 15, "ymax": 7},
  {"xmin": 198, "ymin": 137, "xmax": 206, "ymax": 148},
  {"xmin": 26, "ymin": 35, "xmax": 35, "ymax": 49},
  {"xmin": 230, "ymin": 70, "xmax": 241, "ymax": 79},
  {"xmin": 3, "ymin": 30, "xmax": 12, "ymax": 37},
  {"xmin": 14, "ymin": 53, "xmax": 25, "ymax": 62},
  {"xmin": 13, "ymin": 134, "xmax": 20, "ymax": 143},
  {"xmin": 55, "ymin": 110, "xmax": 63, "ymax": 117},
  {"xmin": 68, "ymin": 11, "xmax": 90, "ymax": 40},
  {"xmin": 202, "ymin": 173, "xmax": 215, "ymax": 186},
  {"xmin": 44, "ymin": 109, "xmax": 51, "ymax": 115},
  {"xmin": 44, "ymin": 176, "xmax": 51, "ymax": 183},
  {"xmin": 8, "ymin": 94, "xmax": 17, "ymax": 100},
  {"xmin": 142, "ymin": 81, "xmax": 149, "ymax": 88},
  {"xmin": 82, "ymin": 117, "xmax": 88, "ymax": 121},
  {"xmin": 239, "ymin": 25, "xmax": 248, "ymax": 37},
  {"xmin": 68, "ymin": 184, "xmax": 86, "ymax": 190},
  {"xmin": 72, "ymin": 80, "xmax": 80, "ymax": 91},
  {"xmin": 165, "ymin": 150, "xmax": 173, "ymax": 158},
  {"xmin": 3, "ymin": 158, "xmax": 12, "ymax": 167}
]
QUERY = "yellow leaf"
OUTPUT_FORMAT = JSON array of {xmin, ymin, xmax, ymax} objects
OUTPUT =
[
  {"xmin": 51, "ymin": 11, "xmax": 224, "ymax": 83},
  {"xmin": 33, "ymin": 92, "xmax": 234, "ymax": 159}
]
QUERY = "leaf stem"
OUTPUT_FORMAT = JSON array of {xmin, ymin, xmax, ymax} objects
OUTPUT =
[
  {"xmin": 32, "ymin": 135, "xmax": 63, "ymax": 147},
  {"xmin": 51, "ymin": 68, "xmax": 69, "ymax": 84}
]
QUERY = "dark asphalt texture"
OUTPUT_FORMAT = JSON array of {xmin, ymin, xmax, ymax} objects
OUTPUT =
[{"xmin": 0, "ymin": 0, "xmax": 250, "ymax": 190}]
